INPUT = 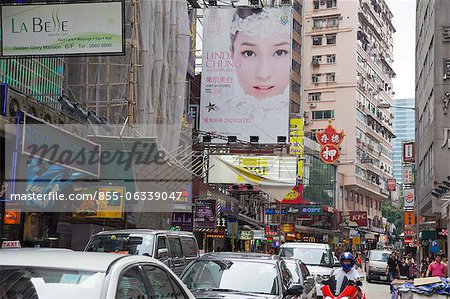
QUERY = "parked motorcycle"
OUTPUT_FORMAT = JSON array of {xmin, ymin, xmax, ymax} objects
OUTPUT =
[{"xmin": 317, "ymin": 275, "xmax": 367, "ymax": 299}]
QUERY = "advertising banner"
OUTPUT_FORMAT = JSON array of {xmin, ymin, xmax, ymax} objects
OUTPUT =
[
  {"xmin": 340, "ymin": 211, "xmax": 368, "ymax": 227},
  {"xmin": 282, "ymin": 118, "xmax": 304, "ymax": 204},
  {"xmin": 92, "ymin": 186, "xmax": 125, "ymax": 219},
  {"xmin": 208, "ymin": 155, "xmax": 297, "ymax": 200},
  {"xmin": 403, "ymin": 142, "xmax": 415, "ymax": 163},
  {"xmin": 171, "ymin": 212, "xmax": 193, "ymax": 231},
  {"xmin": 194, "ymin": 200, "xmax": 216, "ymax": 228},
  {"xmin": 4, "ymin": 210, "xmax": 20, "ymax": 225},
  {"xmin": 403, "ymin": 164, "xmax": 415, "ymax": 185},
  {"xmin": 387, "ymin": 179, "xmax": 396, "ymax": 191},
  {"xmin": 404, "ymin": 188, "xmax": 415, "ymax": 208},
  {"xmin": 1, "ymin": 2, "xmax": 124, "ymax": 56},
  {"xmin": 200, "ymin": 7, "xmax": 292, "ymax": 143}
]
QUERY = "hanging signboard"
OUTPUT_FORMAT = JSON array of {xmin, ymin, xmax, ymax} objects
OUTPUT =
[
  {"xmin": 316, "ymin": 121, "xmax": 344, "ymax": 164},
  {"xmin": 404, "ymin": 188, "xmax": 415, "ymax": 208},
  {"xmin": 403, "ymin": 142, "xmax": 415, "ymax": 163}
]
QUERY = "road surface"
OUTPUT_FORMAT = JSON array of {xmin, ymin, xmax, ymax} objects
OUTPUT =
[{"xmin": 362, "ymin": 279, "xmax": 391, "ymax": 298}]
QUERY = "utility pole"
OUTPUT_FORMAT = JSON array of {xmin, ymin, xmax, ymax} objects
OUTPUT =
[{"xmin": 128, "ymin": 0, "xmax": 137, "ymax": 126}]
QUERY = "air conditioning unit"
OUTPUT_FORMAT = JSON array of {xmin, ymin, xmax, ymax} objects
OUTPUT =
[
  {"xmin": 310, "ymin": 103, "xmax": 317, "ymax": 108},
  {"xmin": 357, "ymin": 101, "xmax": 363, "ymax": 108},
  {"xmin": 304, "ymin": 120, "xmax": 310, "ymax": 125},
  {"xmin": 314, "ymin": 82, "xmax": 320, "ymax": 85},
  {"xmin": 320, "ymin": 0, "xmax": 325, "ymax": 4},
  {"xmin": 1, "ymin": 85, "xmax": 29, "ymax": 122},
  {"xmin": 356, "ymin": 138, "xmax": 361, "ymax": 143},
  {"xmin": 41, "ymin": 105, "xmax": 55, "ymax": 124}
]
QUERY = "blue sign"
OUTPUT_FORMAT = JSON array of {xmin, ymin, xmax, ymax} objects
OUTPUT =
[{"xmin": 265, "ymin": 209, "xmax": 286, "ymax": 215}]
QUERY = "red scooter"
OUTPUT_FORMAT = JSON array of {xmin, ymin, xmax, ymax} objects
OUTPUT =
[{"xmin": 318, "ymin": 275, "xmax": 367, "ymax": 299}]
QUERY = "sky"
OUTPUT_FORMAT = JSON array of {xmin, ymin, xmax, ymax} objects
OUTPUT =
[{"xmin": 385, "ymin": 0, "xmax": 416, "ymax": 100}]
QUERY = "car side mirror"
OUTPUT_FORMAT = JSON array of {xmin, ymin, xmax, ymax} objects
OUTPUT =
[
  {"xmin": 286, "ymin": 283, "xmax": 304, "ymax": 296},
  {"xmin": 157, "ymin": 248, "xmax": 169, "ymax": 259},
  {"xmin": 306, "ymin": 276, "xmax": 315, "ymax": 283}
]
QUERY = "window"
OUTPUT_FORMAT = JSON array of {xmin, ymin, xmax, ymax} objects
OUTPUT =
[
  {"xmin": 327, "ymin": 17, "xmax": 339, "ymax": 27},
  {"xmin": 326, "ymin": 34, "xmax": 336, "ymax": 45},
  {"xmin": 326, "ymin": 0, "xmax": 337, "ymax": 8},
  {"xmin": 313, "ymin": 1, "xmax": 319, "ymax": 9},
  {"xmin": 180, "ymin": 237, "xmax": 198, "ymax": 258},
  {"xmin": 292, "ymin": 59, "xmax": 301, "ymax": 74},
  {"xmin": 313, "ymin": 35, "xmax": 323, "ymax": 46},
  {"xmin": 313, "ymin": 19, "xmax": 323, "ymax": 29},
  {"xmin": 168, "ymin": 237, "xmax": 183, "ymax": 258},
  {"xmin": 116, "ymin": 267, "xmax": 150, "ymax": 299},
  {"xmin": 326, "ymin": 54, "xmax": 336, "ymax": 63},
  {"xmin": 293, "ymin": 40, "xmax": 301, "ymax": 55},
  {"xmin": 143, "ymin": 265, "xmax": 187, "ymax": 299},
  {"xmin": 312, "ymin": 110, "xmax": 334, "ymax": 119},
  {"xmin": 312, "ymin": 74, "xmax": 321, "ymax": 83},
  {"xmin": 157, "ymin": 236, "xmax": 168, "ymax": 250},
  {"xmin": 291, "ymin": 80, "xmax": 300, "ymax": 93},
  {"xmin": 293, "ymin": 2, "xmax": 303, "ymax": 14},
  {"xmin": 280, "ymin": 261, "xmax": 293, "ymax": 290},
  {"xmin": 312, "ymin": 55, "xmax": 322, "ymax": 64},
  {"xmin": 326, "ymin": 73, "xmax": 336, "ymax": 82},
  {"xmin": 308, "ymin": 92, "xmax": 321, "ymax": 101},
  {"xmin": 293, "ymin": 19, "xmax": 302, "ymax": 34}
]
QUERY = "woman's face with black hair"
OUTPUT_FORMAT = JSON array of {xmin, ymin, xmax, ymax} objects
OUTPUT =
[{"xmin": 232, "ymin": 31, "xmax": 290, "ymax": 99}]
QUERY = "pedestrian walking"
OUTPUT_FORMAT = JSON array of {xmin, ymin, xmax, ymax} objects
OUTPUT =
[{"xmin": 426, "ymin": 254, "xmax": 447, "ymax": 278}]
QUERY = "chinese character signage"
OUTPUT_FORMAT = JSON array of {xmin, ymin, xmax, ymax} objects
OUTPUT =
[
  {"xmin": 316, "ymin": 121, "xmax": 344, "ymax": 164},
  {"xmin": 387, "ymin": 179, "xmax": 396, "ymax": 191},
  {"xmin": 404, "ymin": 188, "xmax": 415, "ymax": 208},
  {"xmin": 199, "ymin": 7, "xmax": 292, "ymax": 143},
  {"xmin": 283, "ymin": 118, "xmax": 304, "ymax": 204},
  {"xmin": 404, "ymin": 211, "xmax": 415, "ymax": 226},
  {"xmin": 403, "ymin": 165, "xmax": 415, "ymax": 185},
  {"xmin": 403, "ymin": 142, "xmax": 415, "ymax": 163}
]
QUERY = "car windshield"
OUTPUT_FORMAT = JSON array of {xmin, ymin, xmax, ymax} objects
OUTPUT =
[
  {"xmin": 279, "ymin": 247, "xmax": 331, "ymax": 267},
  {"xmin": 181, "ymin": 260, "xmax": 280, "ymax": 295},
  {"xmin": 85, "ymin": 234, "xmax": 154, "ymax": 255},
  {"xmin": 285, "ymin": 262, "xmax": 301, "ymax": 283},
  {"xmin": 370, "ymin": 252, "xmax": 390, "ymax": 262},
  {"xmin": 0, "ymin": 266, "xmax": 105, "ymax": 299}
]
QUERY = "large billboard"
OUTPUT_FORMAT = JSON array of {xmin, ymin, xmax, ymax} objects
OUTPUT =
[
  {"xmin": 208, "ymin": 155, "xmax": 297, "ymax": 200},
  {"xmin": 200, "ymin": 7, "xmax": 292, "ymax": 143},
  {"xmin": 1, "ymin": 1, "xmax": 124, "ymax": 56}
]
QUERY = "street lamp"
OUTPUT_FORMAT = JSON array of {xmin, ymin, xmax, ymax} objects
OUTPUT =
[{"xmin": 377, "ymin": 103, "xmax": 416, "ymax": 110}]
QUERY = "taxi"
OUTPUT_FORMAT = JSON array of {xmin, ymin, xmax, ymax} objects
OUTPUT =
[{"xmin": 0, "ymin": 249, "xmax": 195, "ymax": 299}]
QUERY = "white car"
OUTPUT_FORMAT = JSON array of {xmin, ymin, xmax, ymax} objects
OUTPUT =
[{"xmin": 0, "ymin": 250, "xmax": 196, "ymax": 299}]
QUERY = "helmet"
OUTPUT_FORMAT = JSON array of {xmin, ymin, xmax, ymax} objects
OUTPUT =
[{"xmin": 340, "ymin": 252, "xmax": 355, "ymax": 272}]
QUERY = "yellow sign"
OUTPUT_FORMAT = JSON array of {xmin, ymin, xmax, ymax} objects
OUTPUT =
[
  {"xmin": 352, "ymin": 237, "xmax": 361, "ymax": 245},
  {"xmin": 96, "ymin": 187, "xmax": 125, "ymax": 218},
  {"xmin": 289, "ymin": 118, "xmax": 304, "ymax": 180}
]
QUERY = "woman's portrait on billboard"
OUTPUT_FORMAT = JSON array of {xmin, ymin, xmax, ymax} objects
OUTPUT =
[{"xmin": 230, "ymin": 7, "xmax": 291, "ymax": 100}]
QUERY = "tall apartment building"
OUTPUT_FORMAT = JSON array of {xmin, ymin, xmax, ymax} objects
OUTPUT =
[
  {"xmin": 392, "ymin": 98, "xmax": 415, "ymax": 182},
  {"xmin": 303, "ymin": 0, "xmax": 396, "ymax": 229},
  {"xmin": 415, "ymin": 0, "xmax": 450, "ymax": 226},
  {"xmin": 291, "ymin": 0, "xmax": 304, "ymax": 114}
]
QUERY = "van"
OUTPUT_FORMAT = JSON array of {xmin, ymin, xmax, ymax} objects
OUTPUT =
[
  {"xmin": 84, "ymin": 229, "xmax": 199, "ymax": 275},
  {"xmin": 279, "ymin": 242, "xmax": 338, "ymax": 297},
  {"xmin": 365, "ymin": 249, "xmax": 391, "ymax": 283}
]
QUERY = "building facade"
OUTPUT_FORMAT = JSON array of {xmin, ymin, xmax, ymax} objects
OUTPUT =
[
  {"xmin": 392, "ymin": 98, "xmax": 415, "ymax": 182},
  {"xmin": 415, "ymin": 0, "xmax": 450, "ymax": 254},
  {"xmin": 303, "ymin": 0, "xmax": 396, "ymax": 235}
]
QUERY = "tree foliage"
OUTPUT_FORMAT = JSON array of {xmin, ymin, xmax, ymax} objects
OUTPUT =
[{"xmin": 382, "ymin": 201, "xmax": 404, "ymax": 237}]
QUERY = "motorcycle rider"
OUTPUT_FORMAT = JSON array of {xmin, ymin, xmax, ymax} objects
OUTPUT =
[{"xmin": 331, "ymin": 252, "xmax": 362, "ymax": 296}]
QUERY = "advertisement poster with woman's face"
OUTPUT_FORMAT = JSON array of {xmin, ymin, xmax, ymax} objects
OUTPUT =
[{"xmin": 200, "ymin": 7, "xmax": 292, "ymax": 143}]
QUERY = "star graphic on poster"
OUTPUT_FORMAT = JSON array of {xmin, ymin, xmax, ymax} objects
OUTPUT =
[{"xmin": 206, "ymin": 102, "xmax": 216, "ymax": 112}]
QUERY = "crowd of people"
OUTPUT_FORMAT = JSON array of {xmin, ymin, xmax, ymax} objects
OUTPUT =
[{"xmin": 386, "ymin": 251, "xmax": 448, "ymax": 281}]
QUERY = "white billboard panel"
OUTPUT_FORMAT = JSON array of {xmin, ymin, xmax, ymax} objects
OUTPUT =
[
  {"xmin": 200, "ymin": 7, "xmax": 292, "ymax": 143},
  {"xmin": 1, "ymin": 2, "xmax": 124, "ymax": 56},
  {"xmin": 208, "ymin": 155, "xmax": 297, "ymax": 200}
]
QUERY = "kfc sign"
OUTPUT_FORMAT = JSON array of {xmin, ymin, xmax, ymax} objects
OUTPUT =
[{"xmin": 341, "ymin": 211, "xmax": 368, "ymax": 227}]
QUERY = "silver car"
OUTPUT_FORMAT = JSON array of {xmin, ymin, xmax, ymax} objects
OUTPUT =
[{"xmin": 0, "ymin": 249, "xmax": 196, "ymax": 299}]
